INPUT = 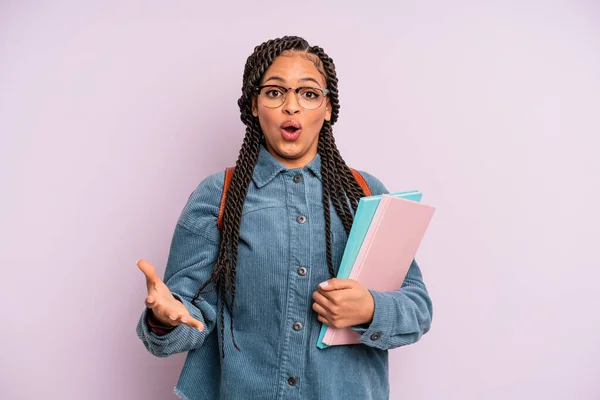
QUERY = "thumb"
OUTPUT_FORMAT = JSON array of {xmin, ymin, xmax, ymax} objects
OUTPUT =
[
  {"xmin": 137, "ymin": 259, "xmax": 160, "ymax": 288},
  {"xmin": 318, "ymin": 278, "xmax": 354, "ymax": 292}
]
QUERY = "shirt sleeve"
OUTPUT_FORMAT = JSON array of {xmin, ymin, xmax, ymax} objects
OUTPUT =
[
  {"xmin": 136, "ymin": 172, "xmax": 224, "ymax": 357},
  {"xmin": 351, "ymin": 259, "xmax": 433, "ymax": 350},
  {"xmin": 146, "ymin": 308, "xmax": 176, "ymax": 336}
]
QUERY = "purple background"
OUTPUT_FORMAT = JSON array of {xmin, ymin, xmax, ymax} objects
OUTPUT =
[{"xmin": 1, "ymin": 1, "xmax": 599, "ymax": 399}]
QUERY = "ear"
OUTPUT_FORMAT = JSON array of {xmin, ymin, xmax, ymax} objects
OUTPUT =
[
  {"xmin": 252, "ymin": 96, "xmax": 258, "ymax": 117},
  {"xmin": 324, "ymin": 98, "xmax": 332, "ymax": 122}
]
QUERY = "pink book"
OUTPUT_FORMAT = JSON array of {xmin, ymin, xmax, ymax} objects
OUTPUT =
[{"xmin": 322, "ymin": 194, "xmax": 436, "ymax": 346}]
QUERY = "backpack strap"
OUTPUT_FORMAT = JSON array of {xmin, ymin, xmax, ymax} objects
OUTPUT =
[
  {"xmin": 217, "ymin": 166, "xmax": 372, "ymax": 231},
  {"xmin": 217, "ymin": 167, "xmax": 235, "ymax": 232},
  {"xmin": 350, "ymin": 168, "xmax": 372, "ymax": 197}
]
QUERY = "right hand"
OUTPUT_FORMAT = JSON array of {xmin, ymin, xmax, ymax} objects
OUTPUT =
[{"xmin": 137, "ymin": 259, "xmax": 204, "ymax": 331}]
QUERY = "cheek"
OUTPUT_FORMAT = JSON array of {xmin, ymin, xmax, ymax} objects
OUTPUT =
[
  {"xmin": 307, "ymin": 112, "xmax": 327, "ymax": 131},
  {"xmin": 257, "ymin": 108, "xmax": 279, "ymax": 128}
]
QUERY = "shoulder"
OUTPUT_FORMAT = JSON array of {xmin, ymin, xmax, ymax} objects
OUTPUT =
[
  {"xmin": 353, "ymin": 169, "xmax": 389, "ymax": 196},
  {"xmin": 177, "ymin": 170, "xmax": 226, "ymax": 241}
]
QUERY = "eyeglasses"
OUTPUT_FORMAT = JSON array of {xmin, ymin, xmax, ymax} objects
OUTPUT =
[{"xmin": 254, "ymin": 85, "xmax": 330, "ymax": 110}]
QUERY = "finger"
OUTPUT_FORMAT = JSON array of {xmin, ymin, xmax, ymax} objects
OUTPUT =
[
  {"xmin": 318, "ymin": 278, "xmax": 354, "ymax": 292},
  {"xmin": 312, "ymin": 302, "xmax": 329, "ymax": 318},
  {"xmin": 145, "ymin": 295, "xmax": 157, "ymax": 308},
  {"xmin": 312, "ymin": 291, "xmax": 333, "ymax": 310},
  {"xmin": 317, "ymin": 315, "xmax": 330, "ymax": 326},
  {"xmin": 181, "ymin": 315, "xmax": 204, "ymax": 331},
  {"xmin": 137, "ymin": 259, "xmax": 160, "ymax": 289}
]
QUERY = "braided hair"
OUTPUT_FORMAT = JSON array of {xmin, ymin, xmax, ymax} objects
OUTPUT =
[{"xmin": 192, "ymin": 36, "xmax": 368, "ymax": 357}]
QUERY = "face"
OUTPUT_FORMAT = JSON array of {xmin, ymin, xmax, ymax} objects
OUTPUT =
[{"xmin": 252, "ymin": 52, "xmax": 332, "ymax": 169}]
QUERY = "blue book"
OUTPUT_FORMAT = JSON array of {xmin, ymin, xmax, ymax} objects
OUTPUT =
[{"xmin": 316, "ymin": 190, "xmax": 423, "ymax": 349}]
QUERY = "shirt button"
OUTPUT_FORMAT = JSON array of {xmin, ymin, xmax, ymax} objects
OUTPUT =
[
  {"xmin": 297, "ymin": 266, "xmax": 307, "ymax": 276},
  {"xmin": 287, "ymin": 377, "xmax": 297, "ymax": 386},
  {"xmin": 293, "ymin": 322, "xmax": 303, "ymax": 331},
  {"xmin": 370, "ymin": 332, "xmax": 381, "ymax": 341},
  {"xmin": 296, "ymin": 215, "xmax": 306, "ymax": 224},
  {"xmin": 293, "ymin": 174, "xmax": 302, "ymax": 183}
]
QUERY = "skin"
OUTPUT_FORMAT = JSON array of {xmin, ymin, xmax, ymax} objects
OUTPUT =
[
  {"xmin": 251, "ymin": 51, "xmax": 331, "ymax": 169},
  {"xmin": 138, "ymin": 259, "xmax": 204, "ymax": 330},
  {"xmin": 137, "ymin": 52, "xmax": 375, "ymax": 330}
]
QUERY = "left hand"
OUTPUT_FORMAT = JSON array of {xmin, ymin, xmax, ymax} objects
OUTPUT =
[{"xmin": 312, "ymin": 278, "xmax": 375, "ymax": 329}]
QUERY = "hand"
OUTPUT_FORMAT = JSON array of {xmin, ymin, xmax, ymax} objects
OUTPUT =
[
  {"xmin": 137, "ymin": 259, "xmax": 204, "ymax": 331},
  {"xmin": 312, "ymin": 278, "xmax": 375, "ymax": 329}
]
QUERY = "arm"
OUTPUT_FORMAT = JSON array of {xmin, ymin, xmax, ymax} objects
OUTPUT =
[
  {"xmin": 351, "ymin": 259, "xmax": 433, "ymax": 350},
  {"xmin": 136, "ymin": 173, "xmax": 223, "ymax": 357},
  {"xmin": 313, "ymin": 259, "xmax": 432, "ymax": 351},
  {"xmin": 136, "ymin": 223, "xmax": 219, "ymax": 357},
  {"xmin": 351, "ymin": 171, "xmax": 433, "ymax": 350}
]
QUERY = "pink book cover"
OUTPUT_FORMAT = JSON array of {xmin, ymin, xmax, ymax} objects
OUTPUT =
[{"xmin": 322, "ymin": 194, "xmax": 436, "ymax": 346}]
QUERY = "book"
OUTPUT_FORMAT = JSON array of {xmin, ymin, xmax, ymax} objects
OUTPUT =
[{"xmin": 317, "ymin": 192, "xmax": 435, "ymax": 348}]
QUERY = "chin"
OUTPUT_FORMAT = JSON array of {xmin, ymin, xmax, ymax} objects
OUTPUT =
[{"xmin": 276, "ymin": 146, "xmax": 304, "ymax": 160}]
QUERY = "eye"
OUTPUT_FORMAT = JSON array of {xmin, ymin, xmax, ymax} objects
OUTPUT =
[
  {"xmin": 263, "ymin": 86, "xmax": 285, "ymax": 98},
  {"xmin": 299, "ymin": 88, "xmax": 321, "ymax": 100},
  {"xmin": 266, "ymin": 89, "xmax": 282, "ymax": 98}
]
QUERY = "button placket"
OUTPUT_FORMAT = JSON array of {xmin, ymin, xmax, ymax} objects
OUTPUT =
[{"xmin": 281, "ymin": 170, "xmax": 309, "ymax": 397}]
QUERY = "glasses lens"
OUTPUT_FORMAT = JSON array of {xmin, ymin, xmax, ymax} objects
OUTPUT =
[
  {"xmin": 259, "ymin": 86, "xmax": 286, "ymax": 108},
  {"xmin": 297, "ymin": 87, "xmax": 324, "ymax": 110}
]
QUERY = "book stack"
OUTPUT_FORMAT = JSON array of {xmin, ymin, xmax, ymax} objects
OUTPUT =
[{"xmin": 317, "ymin": 190, "xmax": 436, "ymax": 349}]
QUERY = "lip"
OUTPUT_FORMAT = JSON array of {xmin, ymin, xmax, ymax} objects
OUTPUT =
[
  {"xmin": 280, "ymin": 120, "xmax": 303, "ymax": 141},
  {"xmin": 281, "ymin": 120, "xmax": 302, "ymax": 130}
]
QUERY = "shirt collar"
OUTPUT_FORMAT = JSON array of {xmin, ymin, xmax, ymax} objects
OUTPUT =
[{"xmin": 252, "ymin": 145, "xmax": 322, "ymax": 188}]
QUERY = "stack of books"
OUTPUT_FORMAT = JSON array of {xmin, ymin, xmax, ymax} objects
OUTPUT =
[{"xmin": 316, "ymin": 190, "xmax": 436, "ymax": 349}]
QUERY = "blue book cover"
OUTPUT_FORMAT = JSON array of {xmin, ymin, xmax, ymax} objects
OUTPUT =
[{"xmin": 316, "ymin": 190, "xmax": 423, "ymax": 349}]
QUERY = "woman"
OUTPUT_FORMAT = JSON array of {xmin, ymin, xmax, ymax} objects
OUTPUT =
[{"xmin": 136, "ymin": 36, "xmax": 432, "ymax": 400}]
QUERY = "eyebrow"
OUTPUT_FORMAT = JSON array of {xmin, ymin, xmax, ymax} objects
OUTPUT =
[{"xmin": 263, "ymin": 75, "xmax": 323, "ymax": 87}]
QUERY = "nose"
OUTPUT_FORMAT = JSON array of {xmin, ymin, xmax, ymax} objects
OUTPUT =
[{"xmin": 282, "ymin": 92, "xmax": 300, "ymax": 115}]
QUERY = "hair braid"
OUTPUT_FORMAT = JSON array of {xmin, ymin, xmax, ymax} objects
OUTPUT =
[
  {"xmin": 317, "ymin": 131, "xmax": 337, "ymax": 278},
  {"xmin": 192, "ymin": 36, "xmax": 369, "ymax": 358},
  {"xmin": 319, "ymin": 124, "xmax": 355, "ymax": 234}
]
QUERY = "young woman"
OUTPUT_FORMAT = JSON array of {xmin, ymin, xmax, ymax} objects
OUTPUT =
[{"xmin": 136, "ymin": 36, "xmax": 433, "ymax": 400}]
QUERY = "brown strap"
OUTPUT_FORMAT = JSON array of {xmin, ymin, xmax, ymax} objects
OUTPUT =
[
  {"xmin": 217, "ymin": 166, "xmax": 372, "ymax": 231},
  {"xmin": 350, "ymin": 168, "xmax": 372, "ymax": 197},
  {"xmin": 217, "ymin": 167, "xmax": 235, "ymax": 231}
]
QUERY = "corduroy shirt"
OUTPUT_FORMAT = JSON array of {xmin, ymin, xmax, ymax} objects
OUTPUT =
[{"xmin": 136, "ymin": 146, "xmax": 433, "ymax": 400}]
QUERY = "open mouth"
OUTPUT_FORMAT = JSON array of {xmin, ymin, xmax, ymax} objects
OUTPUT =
[
  {"xmin": 280, "ymin": 120, "xmax": 302, "ymax": 140},
  {"xmin": 283, "ymin": 126, "xmax": 300, "ymax": 134}
]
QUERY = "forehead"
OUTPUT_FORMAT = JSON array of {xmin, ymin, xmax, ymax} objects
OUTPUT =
[{"xmin": 261, "ymin": 53, "xmax": 326, "ymax": 86}]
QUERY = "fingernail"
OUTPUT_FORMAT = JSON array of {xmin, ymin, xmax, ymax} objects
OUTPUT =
[
  {"xmin": 169, "ymin": 315, "xmax": 176, "ymax": 320},
  {"xmin": 181, "ymin": 317, "xmax": 188, "ymax": 323},
  {"xmin": 319, "ymin": 281, "xmax": 329, "ymax": 288},
  {"xmin": 147, "ymin": 298, "xmax": 154, "ymax": 303},
  {"xmin": 136, "ymin": 259, "xmax": 140, "ymax": 264}
]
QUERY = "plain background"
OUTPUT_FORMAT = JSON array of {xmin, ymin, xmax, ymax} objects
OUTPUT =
[{"xmin": 1, "ymin": 1, "xmax": 599, "ymax": 399}]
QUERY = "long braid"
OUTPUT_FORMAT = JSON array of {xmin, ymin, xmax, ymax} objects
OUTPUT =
[
  {"xmin": 192, "ymin": 36, "xmax": 369, "ymax": 357},
  {"xmin": 317, "ymin": 132, "xmax": 337, "ymax": 278},
  {"xmin": 309, "ymin": 45, "xmax": 366, "ymax": 276},
  {"xmin": 319, "ymin": 124, "xmax": 356, "ymax": 234}
]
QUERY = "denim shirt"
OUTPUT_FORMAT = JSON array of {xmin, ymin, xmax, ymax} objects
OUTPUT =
[{"xmin": 136, "ymin": 146, "xmax": 433, "ymax": 400}]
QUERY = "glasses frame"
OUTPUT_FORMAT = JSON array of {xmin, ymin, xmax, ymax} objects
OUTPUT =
[{"xmin": 254, "ymin": 85, "xmax": 330, "ymax": 110}]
